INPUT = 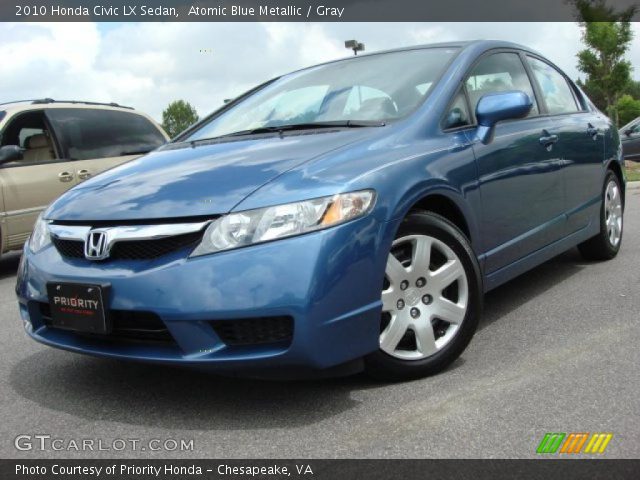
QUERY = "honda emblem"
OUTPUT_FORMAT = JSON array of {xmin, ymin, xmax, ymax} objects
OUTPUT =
[{"xmin": 84, "ymin": 230, "xmax": 109, "ymax": 260}]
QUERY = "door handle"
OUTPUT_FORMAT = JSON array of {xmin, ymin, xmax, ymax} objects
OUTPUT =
[
  {"xmin": 587, "ymin": 123, "xmax": 599, "ymax": 138},
  {"xmin": 539, "ymin": 133, "xmax": 559, "ymax": 147},
  {"xmin": 58, "ymin": 171, "xmax": 74, "ymax": 183},
  {"xmin": 77, "ymin": 169, "xmax": 92, "ymax": 180}
]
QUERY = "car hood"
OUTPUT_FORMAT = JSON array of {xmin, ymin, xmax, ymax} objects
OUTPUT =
[{"xmin": 45, "ymin": 130, "xmax": 373, "ymax": 222}]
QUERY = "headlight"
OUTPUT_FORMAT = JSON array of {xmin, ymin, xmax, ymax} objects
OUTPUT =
[
  {"xmin": 191, "ymin": 190, "xmax": 375, "ymax": 257},
  {"xmin": 29, "ymin": 214, "xmax": 51, "ymax": 253}
]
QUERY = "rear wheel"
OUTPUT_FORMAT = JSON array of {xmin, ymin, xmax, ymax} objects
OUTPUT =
[
  {"xmin": 365, "ymin": 212, "xmax": 482, "ymax": 381},
  {"xmin": 578, "ymin": 171, "xmax": 623, "ymax": 261}
]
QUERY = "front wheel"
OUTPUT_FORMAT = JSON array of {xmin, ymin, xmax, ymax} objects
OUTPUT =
[
  {"xmin": 578, "ymin": 171, "xmax": 623, "ymax": 261},
  {"xmin": 365, "ymin": 212, "xmax": 482, "ymax": 381}
]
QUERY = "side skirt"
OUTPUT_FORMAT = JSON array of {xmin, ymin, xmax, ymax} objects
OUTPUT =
[{"xmin": 483, "ymin": 220, "xmax": 599, "ymax": 293}]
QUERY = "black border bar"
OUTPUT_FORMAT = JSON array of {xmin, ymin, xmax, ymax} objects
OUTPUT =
[
  {"xmin": 2, "ymin": 0, "xmax": 639, "ymax": 22},
  {"xmin": 4, "ymin": 459, "xmax": 640, "ymax": 480}
]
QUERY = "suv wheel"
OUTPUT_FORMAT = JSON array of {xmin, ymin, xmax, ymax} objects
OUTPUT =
[
  {"xmin": 365, "ymin": 212, "xmax": 482, "ymax": 381},
  {"xmin": 578, "ymin": 171, "xmax": 623, "ymax": 261}
]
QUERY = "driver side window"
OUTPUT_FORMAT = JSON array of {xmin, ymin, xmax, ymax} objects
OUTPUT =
[
  {"xmin": 0, "ymin": 111, "xmax": 58, "ymax": 164},
  {"xmin": 466, "ymin": 52, "xmax": 538, "ymax": 117}
]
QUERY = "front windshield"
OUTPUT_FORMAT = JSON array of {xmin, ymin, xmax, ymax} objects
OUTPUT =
[{"xmin": 185, "ymin": 47, "xmax": 459, "ymax": 141}]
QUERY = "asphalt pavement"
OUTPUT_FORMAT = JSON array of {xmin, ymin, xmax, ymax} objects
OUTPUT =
[{"xmin": 1, "ymin": 187, "xmax": 638, "ymax": 459}]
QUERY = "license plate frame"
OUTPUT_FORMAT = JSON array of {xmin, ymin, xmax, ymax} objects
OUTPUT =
[{"xmin": 46, "ymin": 282, "xmax": 111, "ymax": 334}]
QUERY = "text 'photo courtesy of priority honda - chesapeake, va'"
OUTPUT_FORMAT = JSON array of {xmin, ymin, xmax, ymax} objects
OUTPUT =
[{"xmin": 0, "ymin": 1, "xmax": 639, "ymax": 479}]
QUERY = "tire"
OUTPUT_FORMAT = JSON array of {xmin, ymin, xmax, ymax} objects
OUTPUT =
[
  {"xmin": 365, "ymin": 211, "xmax": 482, "ymax": 381},
  {"xmin": 578, "ymin": 171, "xmax": 624, "ymax": 261}
]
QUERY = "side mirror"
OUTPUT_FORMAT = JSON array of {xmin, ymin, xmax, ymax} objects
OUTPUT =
[
  {"xmin": 0, "ymin": 145, "xmax": 24, "ymax": 165},
  {"xmin": 475, "ymin": 91, "xmax": 533, "ymax": 144},
  {"xmin": 624, "ymin": 129, "xmax": 633, "ymax": 136}
]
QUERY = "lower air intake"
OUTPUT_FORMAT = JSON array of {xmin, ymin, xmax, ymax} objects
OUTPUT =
[{"xmin": 209, "ymin": 316, "xmax": 294, "ymax": 346}]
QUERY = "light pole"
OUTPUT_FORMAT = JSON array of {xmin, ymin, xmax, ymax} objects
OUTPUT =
[{"xmin": 345, "ymin": 40, "xmax": 365, "ymax": 55}]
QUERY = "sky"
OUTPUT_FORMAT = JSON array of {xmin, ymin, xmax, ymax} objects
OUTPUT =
[{"xmin": 2, "ymin": 22, "xmax": 640, "ymax": 122}]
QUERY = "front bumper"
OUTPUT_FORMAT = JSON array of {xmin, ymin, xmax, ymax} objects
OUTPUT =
[{"xmin": 16, "ymin": 216, "xmax": 387, "ymax": 372}]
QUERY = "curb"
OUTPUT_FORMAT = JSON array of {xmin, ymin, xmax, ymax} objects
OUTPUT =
[{"xmin": 628, "ymin": 181, "xmax": 640, "ymax": 190}]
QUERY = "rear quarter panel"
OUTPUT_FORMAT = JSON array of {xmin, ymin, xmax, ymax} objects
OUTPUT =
[{"xmin": 604, "ymin": 118, "xmax": 626, "ymax": 189}]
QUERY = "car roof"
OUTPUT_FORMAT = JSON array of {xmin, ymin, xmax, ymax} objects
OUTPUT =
[
  {"xmin": 0, "ymin": 99, "xmax": 136, "ymax": 114},
  {"xmin": 373, "ymin": 40, "xmax": 540, "ymax": 55},
  {"xmin": 282, "ymin": 40, "xmax": 543, "ymax": 76}
]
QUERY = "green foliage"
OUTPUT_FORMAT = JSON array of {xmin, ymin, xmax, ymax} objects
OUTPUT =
[
  {"xmin": 626, "ymin": 160, "xmax": 640, "ymax": 181},
  {"xmin": 576, "ymin": 77, "xmax": 605, "ymax": 110},
  {"xmin": 573, "ymin": 0, "xmax": 636, "ymax": 124},
  {"xmin": 627, "ymin": 170, "xmax": 640, "ymax": 182},
  {"xmin": 161, "ymin": 100, "xmax": 199, "ymax": 138},
  {"xmin": 616, "ymin": 94, "xmax": 640, "ymax": 127},
  {"xmin": 624, "ymin": 80, "xmax": 640, "ymax": 99},
  {"xmin": 573, "ymin": 0, "xmax": 635, "ymax": 22}
]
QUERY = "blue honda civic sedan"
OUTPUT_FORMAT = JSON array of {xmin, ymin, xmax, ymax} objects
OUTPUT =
[{"xmin": 15, "ymin": 40, "xmax": 625, "ymax": 380}]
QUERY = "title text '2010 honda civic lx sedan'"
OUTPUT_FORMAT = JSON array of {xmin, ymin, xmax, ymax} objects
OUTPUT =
[{"xmin": 16, "ymin": 41, "xmax": 625, "ymax": 380}]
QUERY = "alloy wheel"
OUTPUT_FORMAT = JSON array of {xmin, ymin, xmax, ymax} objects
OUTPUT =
[
  {"xmin": 604, "ymin": 180, "xmax": 623, "ymax": 247},
  {"xmin": 380, "ymin": 234, "xmax": 469, "ymax": 360}
]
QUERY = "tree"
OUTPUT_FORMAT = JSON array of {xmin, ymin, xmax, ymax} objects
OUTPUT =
[
  {"xmin": 616, "ymin": 94, "xmax": 640, "ymax": 127},
  {"xmin": 573, "ymin": 0, "xmax": 636, "ymax": 125},
  {"xmin": 161, "ymin": 100, "xmax": 199, "ymax": 138},
  {"xmin": 624, "ymin": 79, "xmax": 640, "ymax": 100},
  {"xmin": 576, "ymin": 78, "xmax": 605, "ymax": 110}
]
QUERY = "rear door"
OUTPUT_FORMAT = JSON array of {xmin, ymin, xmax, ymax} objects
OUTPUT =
[
  {"xmin": 0, "ymin": 110, "xmax": 77, "ymax": 250},
  {"xmin": 468, "ymin": 51, "xmax": 567, "ymax": 274},
  {"xmin": 526, "ymin": 55, "xmax": 606, "ymax": 234},
  {"xmin": 45, "ymin": 108, "xmax": 168, "ymax": 184}
]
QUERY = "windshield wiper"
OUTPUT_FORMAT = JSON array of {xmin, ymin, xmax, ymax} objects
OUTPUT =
[
  {"xmin": 229, "ymin": 120, "xmax": 385, "ymax": 137},
  {"xmin": 188, "ymin": 120, "xmax": 385, "ymax": 145}
]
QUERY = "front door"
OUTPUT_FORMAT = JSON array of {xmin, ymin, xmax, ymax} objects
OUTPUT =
[
  {"xmin": 0, "ymin": 110, "xmax": 76, "ymax": 250},
  {"xmin": 466, "ymin": 51, "xmax": 567, "ymax": 273}
]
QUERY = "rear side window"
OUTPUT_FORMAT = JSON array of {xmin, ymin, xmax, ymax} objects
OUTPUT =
[
  {"xmin": 527, "ymin": 56, "xmax": 579, "ymax": 115},
  {"xmin": 45, "ymin": 108, "xmax": 166, "ymax": 160},
  {"xmin": 466, "ymin": 52, "xmax": 539, "ymax": 117},
  {"xmin": 0, "ymin": 111, "xmax": 5, "ymax": 123}
]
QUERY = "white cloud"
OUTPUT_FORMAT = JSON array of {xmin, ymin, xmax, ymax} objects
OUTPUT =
[{"xmin": 1, "ymin": 22, "xmax": 640, "ymax": 122}]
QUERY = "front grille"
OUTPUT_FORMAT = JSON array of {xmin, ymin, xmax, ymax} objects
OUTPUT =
[
  {"xmin": 52, "ymin": 231, "xmax": 203, "ymax": 260},
  {"xmin": 111, "ymin": 231, "xmax": 203, "ymax": 260},
  {"xmin": 210, "ymin": 316, "xmax": 294, "ymax": 347},
  {"xmin": 39, "ymin": 303, "xmax": 175, "ymax": 345},
  {"xmin": 52, "ymin": 237, "xmax": 84, "ymax": 258}
]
